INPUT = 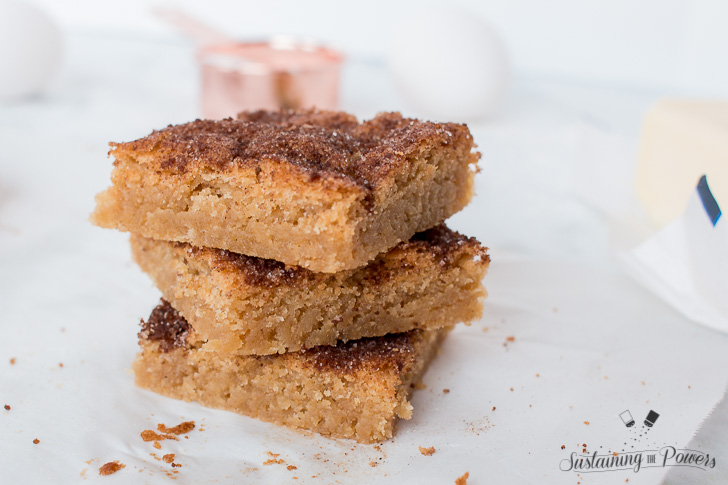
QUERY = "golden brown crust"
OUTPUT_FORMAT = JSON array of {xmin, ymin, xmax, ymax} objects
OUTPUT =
[
  {"xmin": 110, "ymin": 109, "xmax": 476, "ymax": 192},
  {"xmin": 177, "ymin": 223, "xmax": 489, "ymax": 288},
  {"xmin": 139, "ymin": 300, "xmax": 437, "ymax": 377}
]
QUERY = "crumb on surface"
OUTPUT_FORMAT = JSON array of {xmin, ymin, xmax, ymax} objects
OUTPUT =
[
  {"xmin": 510, "ymin": 387, "xmax": 514, "ymax": 392},
  {"xmin": 584, "ymin": 421, "xmax": 590, "ymax": 425},
  {"xmin": 418, "ymin": 446, "xmax": 436, "ymax": 456},
  {"xmin": 59, "ymin": 363, "xmax": 64, "ymax": 368},
  {"xmin": 613, "ymin": 452, "xmax": 619, "ymax": 456},
  {"xmin": 163, "ymin": 454, "xmax": 175, "ymax": 464},
  {"xmin": 263, "ymin": 459, "xmax": 285, "ymax": 466},
  {"xmin": 287, "ymin": 465, "xmax": 297, "ymax": 471},
  {"xmin": 4, "ymin": 405, "xmax": 9, "ymax": 411},
  {"xmin": 158, "ymin": 421, "xmax": 195, "ymax": 435},
  {"xmin": 10, "ymin": 358, "xmax": 16, "ymax": 365},
  {"xmin": 561, "ymin": 445, "xmax": 565, "ymax": 450},
  {"xmin": 153, "ymin": 442, "xmax": 161, "ymax": 450},
  {"xmin": 455, "ymin": 471, "xmax": 469, "ymax": 484},
  {"xmin": 505, "ymin": 336, "xmax": 515, "ymax": 342},
  {"xmin": 99, "ymin": 461, "xmax": 125, "ymax": 476},
  {"xmin": 443, "ymin": 388, "xmax": 450, "ymax": 394},
  {"xmin": 492, "ymin": 406, "xmax": 496, "ymax": 411},
  {"xmin": 141, "ymin": 430, "xmax": 176, "ymax": 442},
  {"xmin": 33, "ymin": 439, "xmax": 40, "ymax": 444},
  {"xmin": 369, "ymin": 461, "xmax": 377, "ymax": 467}
]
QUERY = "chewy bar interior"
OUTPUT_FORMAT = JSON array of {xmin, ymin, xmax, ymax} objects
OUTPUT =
[
  {"xmin": 91, "ymin": 109, "xmax": 479, "ymax": 273},
  {"xmin": 130, "ymin": 224, "xmax": 489, "ymax": 355},
  {"xmin": 133, "ymin": 300, "xmax": 449, "ymax": 443}
]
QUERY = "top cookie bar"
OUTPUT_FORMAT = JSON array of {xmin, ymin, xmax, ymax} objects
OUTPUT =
[{"xmin": 91, "ymin": 110, "xmax": 479, "ymax": 272}]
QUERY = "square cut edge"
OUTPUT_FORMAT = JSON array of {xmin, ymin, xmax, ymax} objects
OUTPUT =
[
  {"xmin": 129, "ymin": 223, "xmax": 489, "ymax": 355},
  {"xmin": 133, "ymin": 300, "xmax": 449, "ymax": 443},
  {"xmin": 91, "ymin": 110, "xmax": 479, "ymax": 272}
]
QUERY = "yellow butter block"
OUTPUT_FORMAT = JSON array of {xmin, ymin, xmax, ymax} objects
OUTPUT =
[{"xmin": 636, "ymin": 98, "xmax": 728, "ymax": 227}]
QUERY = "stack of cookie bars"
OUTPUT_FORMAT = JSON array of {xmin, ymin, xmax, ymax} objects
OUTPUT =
[{"xmin": 91, "ymin": 110, "xmax": 490, "ymax": 443}]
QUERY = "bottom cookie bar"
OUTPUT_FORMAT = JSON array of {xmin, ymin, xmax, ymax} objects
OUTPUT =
[{"xmin": 133, "ymin": 300, "xmax": 448, "ymax": 443}]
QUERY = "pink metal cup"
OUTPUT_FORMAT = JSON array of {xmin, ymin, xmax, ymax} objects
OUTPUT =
[{"xmin": 198, "ymin": 36, "xmax": 343, "ymax": 119}]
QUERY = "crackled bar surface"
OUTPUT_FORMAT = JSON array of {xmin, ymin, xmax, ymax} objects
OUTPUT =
[
  {"xmin": 131, "ymin": 224, "xmax": 489, "ymax": 355},
  {"xmin": 92, "ymin": 109, "xmax": 479, "ymax": 272},
  {"xmin": 133, "ymin": 300, "xmax": 448, "ymax": 443}
]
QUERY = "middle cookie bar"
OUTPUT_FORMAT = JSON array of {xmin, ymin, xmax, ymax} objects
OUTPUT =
[{"xmin": 131, "ymin": 224, "xmax": 489, "ymax": 355}]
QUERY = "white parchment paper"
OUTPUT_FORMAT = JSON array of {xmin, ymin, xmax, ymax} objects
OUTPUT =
[
  {"xmin": 2, "ymin": 33, "xmax": 728, "ymax": 485},
  {"xmin": 2, "ymin": 221, "xmax": 727, "ymax": 484}
]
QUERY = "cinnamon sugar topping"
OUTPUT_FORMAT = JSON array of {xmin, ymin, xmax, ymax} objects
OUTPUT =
[{"xmin": 111, "ymin": 110, "xmax": 475, "ymax": 192}]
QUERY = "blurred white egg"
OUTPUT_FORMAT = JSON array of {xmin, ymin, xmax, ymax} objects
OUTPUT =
[
  {"xmin": 388, "ymin": 8, "xmax": 509, "ymax": 121},
  {"xmin": 0, "ymin": 1, "xmax": 63, "ymax": 100}
]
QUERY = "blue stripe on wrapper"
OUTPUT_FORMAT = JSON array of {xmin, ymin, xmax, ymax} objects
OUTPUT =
[{"xmin": 697, "ymin": 175, "xmax": 721, "ymax": 226}]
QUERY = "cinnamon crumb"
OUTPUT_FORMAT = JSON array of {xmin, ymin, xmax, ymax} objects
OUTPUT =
[
  {"xmin": 4, "ymin": 405, "xmax": 9, "ymax": 411},
  {"xmin": 505, "ymin": 336, "xmax": 515, "ymax": 342},
  {"xmin": 153, "ymin": 441, "xmax": 161, "ymax": 450},
  {"xmin": 171, "ymin": 463, "xmax": 182, "ymax": 468},
  {"xmin": 99, "ymin": 461, "xmax": 125, "ymax": 476},
  {"xmin": 9, "ymin": 358, "xmax": 16, "ymax": 365},
  {"xmin": 263, "ymin": 459, "xmax": 285, "ymax": 466},
  {"xmin": 492, "ymin": 406, "xmax": 496, "ymax": 411},
  {"xmin": 369, "ymin": 461, "xmax": 377, "ymax": 467},
  {"xmin": 613, "ymin": 452, "xmax": 619, "ymax": 456},
  {"xmin": 584, "ymin": 421, "xmax": 590, "ymax": 425},
  {"xmin": 287, "ymin": 465, "xmax": 297, "ymax": 471},
  {"xmin": 455, "ymin": 471, "xmax": 469, "ymax": 484},
  {"xmin": 33, "ymin": 438, "xmax": 40, "ymax": 444},
  {"xmin": 419, "ymin": 446, "xmax": 436, "ymax": 456},
  {"xmin": 641, "ymin": 381, "xmax": 646, "ymax": 385},
  {"xmin": 157, "ymin": 421, "xmax": 195, "ymax": 435},
  {"xmin": 561, "ymin": 445, "xmax": 565, "ymax": 450},
  {"xmin": 141, "ymin": 430, "xmax": 177, "ymax": 442},
  {"xmin": 59, "ymin": 363, "xmax": 64, "ymax": 368},
  {"xmin": 443, "ymin": 389, "xmax": 450, "ymax": 394},
  {"xmin": 163, "ymin": 454, "xmax": 175, "ymax": 464},
  {"xmin": 510, "ymin": 387, "xmax": 514, "ymax": 392},
  {"xmin": 266, "ymin": 451, "xmax": 280, "ymax": 458}
]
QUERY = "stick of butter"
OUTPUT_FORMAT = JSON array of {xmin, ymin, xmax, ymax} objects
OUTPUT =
[{"xmin": 636, "ymin": 98, "xmax": 728, "ymax": 227}]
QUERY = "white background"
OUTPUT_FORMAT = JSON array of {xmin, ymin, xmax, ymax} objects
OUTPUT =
[
  {"xmin": 2, "ymin": 1, "xmax": 728, "ymax": 484},
  {"xmin": 30, "ymin": 0, "xmax": 728, "ymax": 96}
]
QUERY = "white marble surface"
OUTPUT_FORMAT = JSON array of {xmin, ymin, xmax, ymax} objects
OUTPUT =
[{"xmin": 1, "ymin": 33, "xmax": 726, "ymax": 484}]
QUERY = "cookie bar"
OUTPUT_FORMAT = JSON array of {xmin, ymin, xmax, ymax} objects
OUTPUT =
[
  {"xmin": 130, "ymin": 224, "xmax": 489, "ymax": 355},
  {"xmin": 92, "ymin": 110, "xmax": 479, "ymax": 272},
  {"xmin": 133, "ymin": 300, "xmax": 448, "ymax": 443}
]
